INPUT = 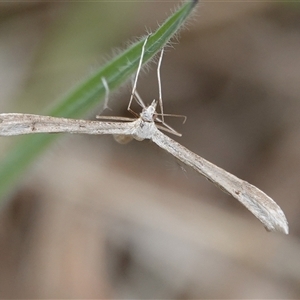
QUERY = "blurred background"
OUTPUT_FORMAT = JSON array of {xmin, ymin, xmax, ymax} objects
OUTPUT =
[{"xmin": 0, "ymin": 1, "xmax": 300, "ymax": 298}]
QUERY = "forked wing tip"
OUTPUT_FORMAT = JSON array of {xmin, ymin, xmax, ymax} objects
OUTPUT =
[
  {"xmin": 265, "ymin": 223, "xmax": 289, "ymax": 234},
  {"xmin": 264, "ymin": 211, "xmax": 289, "ymax": 234}
]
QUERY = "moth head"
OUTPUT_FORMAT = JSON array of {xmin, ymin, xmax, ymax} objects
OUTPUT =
[{"xmin": 141, "ymin": 100, "xmax": 158, "ymax": 122}]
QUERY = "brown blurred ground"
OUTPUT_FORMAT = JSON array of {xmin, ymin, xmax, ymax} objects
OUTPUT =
[{"xmin": 0, "ymin": 1, "xmax": 300, "ymax": 298}]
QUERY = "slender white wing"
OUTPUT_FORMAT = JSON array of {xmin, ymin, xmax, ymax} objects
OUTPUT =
[
  {"xmin": 151, "ymin": 129, "xmax": 288, "ymax": 234},
  {"xmin": 0, "ymin": 113, "xmax": 136, "ymax": 137}
]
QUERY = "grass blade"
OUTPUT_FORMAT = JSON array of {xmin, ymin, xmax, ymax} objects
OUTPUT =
[{"xmin": 0, "ymin": 0, "xmax": 198, "ymax": 201}]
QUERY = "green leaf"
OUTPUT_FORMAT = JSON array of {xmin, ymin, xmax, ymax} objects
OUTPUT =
[{"xmin": 0, "ymin": 0, "xmax": 198, "ymax": 201}]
